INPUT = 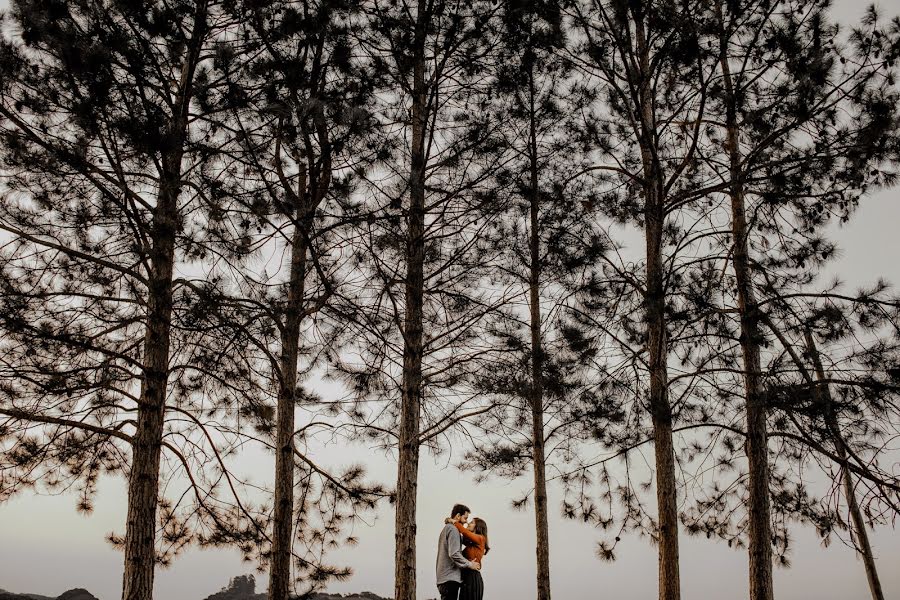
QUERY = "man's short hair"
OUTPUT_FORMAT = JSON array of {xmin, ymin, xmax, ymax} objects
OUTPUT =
[{"xmin": 450, "ymin": 503, "xmax": 470, "ymax": 518}]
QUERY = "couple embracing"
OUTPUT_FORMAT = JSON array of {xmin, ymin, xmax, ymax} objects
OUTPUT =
[{"xmin": 435, "ymin": 503, "xmax": 490, "ymax": 600}]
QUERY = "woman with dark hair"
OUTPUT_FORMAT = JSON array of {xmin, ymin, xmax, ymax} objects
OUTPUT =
[{"xmin": 446, "ymin": 516, "xmax": 489, "ymax": 600}]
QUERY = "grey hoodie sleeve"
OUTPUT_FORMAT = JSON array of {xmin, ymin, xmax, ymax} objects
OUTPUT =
[{"xmin": 447, "ymin": 527, "xmax": 474, "ymax": 569}]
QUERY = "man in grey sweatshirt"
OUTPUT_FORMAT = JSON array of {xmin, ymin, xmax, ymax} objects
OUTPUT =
[{"xmin": 436, "ymin": 503, "xmax": 481, "ymax": 600}]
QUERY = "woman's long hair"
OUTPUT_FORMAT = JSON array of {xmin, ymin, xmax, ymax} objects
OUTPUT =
[{"xmin": 473, "ymin": 518, "xmax": 490, "ymax": 554}]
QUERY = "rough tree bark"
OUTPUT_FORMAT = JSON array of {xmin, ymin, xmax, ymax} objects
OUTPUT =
[
  {"xmin": 526, "ymin": 68, "xmax": 552, "ymax": 600},
  {"xmin": 268, "ymin": 163, "xmax": 310, "ymax": 600},
  {"xmin": 635, "ymin": 20, "xmax": 681, "ymax": 600},
  {"xmin": 394, "ymin": 4, "xmax": 429, "ymax": 600},
  {"xmin": 254, "ymin": 9, "xmax": 337, "ymax": 595},
  {"xmin": 645, "ymin": 181, "xmax": 680, "ymax": 600},
  {"xmin": 805, "ymin": 330, "xmax": 885, "ymax": 600},
  {"xmin": 718, "ymin": 16, "xmax": 775, "ymax": 599},
  {"xmin": 121, "ymin": 6, "xmax": 206, "ymax": 599},
  {"xmin": 122, "ymin": 207, "xmax": 175, "ymax": 600}
]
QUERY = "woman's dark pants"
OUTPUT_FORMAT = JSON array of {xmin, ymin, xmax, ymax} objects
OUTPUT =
[{"xmin": 460, "ymin": 569, "xmax": 484, "ymax": 600}]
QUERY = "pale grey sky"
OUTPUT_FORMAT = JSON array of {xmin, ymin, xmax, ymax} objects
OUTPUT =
[{"xmin": 2, "ymin": 1, "xmax": 900, "ymax": 599}]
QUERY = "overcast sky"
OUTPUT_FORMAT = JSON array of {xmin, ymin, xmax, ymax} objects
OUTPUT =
[{"xmin": 2, "ymin": 1, "xmax": 900, "ymax": 599}]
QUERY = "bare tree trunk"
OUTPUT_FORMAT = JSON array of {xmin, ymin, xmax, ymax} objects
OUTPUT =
[
  {"xmin": 727, "ymin": 160, "xmax": 774, "ymax": 600},
  {"xmin": 121, "ymin": 7, "xmax": 205, "ymax": 596},
  {"xmin": 645, "ymin": 189, "xmax": 680, "ymax": 600},
  {"xmin": 122, "ymin": 226, "xmax": 173, "ymax": 600},
  {"xmin": 717, "ymin": 18, "xmax": 775, "ymax": 598},
  {"xmin": 527, "ymin": 68, "xmax": 552, "ymax": 600},
  {"xmin": 268, "ymin": 167, "xmax": 310, "ymax": 600},
  {"xmin": 394, "ymin": 5, "xmax": 428, "ymax": 600},
  {"xmin": 634, "ymin": 17, "xmax": 681, "ymax": 599},
  {"xmin": 805, "ymin": 331, "xmax": 885, "ymax": 600},
  {"xmin": 122, "ymin": 156, "xmax": 182, "ymax": 600}
]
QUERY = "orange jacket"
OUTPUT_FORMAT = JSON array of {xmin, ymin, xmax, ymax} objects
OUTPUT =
[{"xmin": 453, "ymin": 521, "xmax": 486, "ymax": 564}]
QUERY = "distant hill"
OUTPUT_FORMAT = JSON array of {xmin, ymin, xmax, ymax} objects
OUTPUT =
[
  {"xmin": 202, "ymin": 575, "xmax": 390, "ymax": 600},
  {"xmin": 54, "ymin": 592, "xmax": 98, "ymax": 600},
  {"xmin": 0, "ymin": 576, "xmax": 390, "ymax": 600},
  {"xmin": 0, "ymin": 589, "xmax": 96, "ymax": 600}
]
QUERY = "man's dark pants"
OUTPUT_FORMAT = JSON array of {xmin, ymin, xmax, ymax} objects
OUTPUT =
[{"xmin": 438, "ymin": 581, "xmax": 461, "ymax": 600}]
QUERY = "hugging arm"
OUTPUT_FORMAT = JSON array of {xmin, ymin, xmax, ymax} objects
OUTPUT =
[
  {"xmin": 447, "ymin": 528, "xmax": 478, "ymax": 570},
  {"xmin": 453, "ymin": 521, "xmax": 483, "ymax": 547}
]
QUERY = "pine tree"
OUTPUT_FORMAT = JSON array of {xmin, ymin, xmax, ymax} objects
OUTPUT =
[
  {"xmin": 460, "ymin": 3, "xmax": 616, "ymax": 598},
  {"xmin": 334, "ymin": 3, "xmax": 506, "ymax": 599},
  {"xmin": 702, "ymin": 3, "xmax": 900, "ymax": 596},
  {"xmin": 568, "ymin": 2, "xmax": 719, "ymax": 597},
  {"xmin": 194, "ymin": 2, "xmax": 387, "ymax": 596},
  {"xmin": 235, "ymin": 3, "xmax": 378, "ymax": 597},
  {"xmin": 0, "ymin": 2, "xmax": 250, "ymax": 599}
]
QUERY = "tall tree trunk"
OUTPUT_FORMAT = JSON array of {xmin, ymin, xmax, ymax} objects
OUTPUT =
[
  {"xmin": 268, "ymin": 166, "xmax": 310, "ymax": 600},
  {"xmin": 394, "ymin": 5, "xmax": 428, "ymax": 600},
  {"xmin": 718, "ymin": 17, "xmax": 775, "ymax": 599},
  {"xmin": 645, "ymin": 185, "xmax": 680, "ymax": 600},
  {"xmin": 122, "ymin": 191, "xmax": 176, "ymax": 600},
  {"xmin": 805, "ymin": 331, "xmax": 885, "ymax": 600},
  {"xmin": 526, "ymin": 68, "xmax": 552, "ymax": 600},
  {"xmin": 727, "ymin": 152, "xmax": 774, "ymax": 600},
  {"xmin": 121, "ymin": 7, "xmax": 205, "ymax": 596},
  {"xmin": 634, "ymin": 18, "xmax": 681, "ymax": 600}
]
